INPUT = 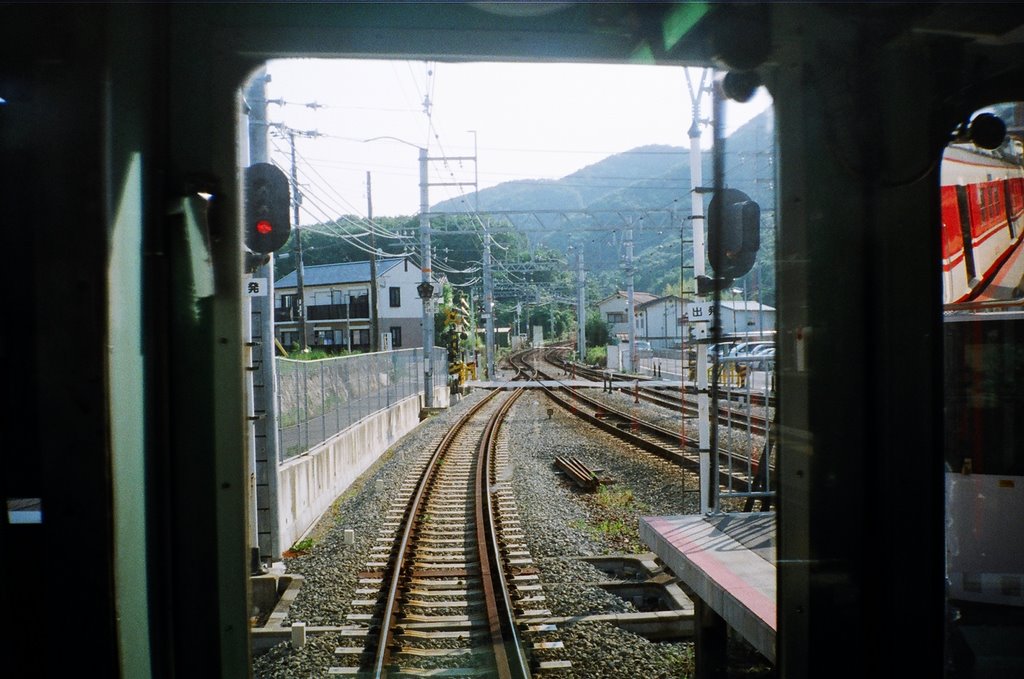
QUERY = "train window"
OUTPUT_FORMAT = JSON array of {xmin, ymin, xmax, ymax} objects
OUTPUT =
[
  {"xmin": 242, "ymin": 58, "xmax": 776, "ymax": 677},
  {"xmin": 941, "ymin": 103, "xmax": 1024, "ymax": 676}
]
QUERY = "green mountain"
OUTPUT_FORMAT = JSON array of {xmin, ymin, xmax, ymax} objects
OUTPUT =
[
  {"xmin": 278, "ymin": 107, "xmax": 777, "ymax": 321},
  {"xmin": 431, "ymin": 106, "xmax": 776, "ymax": 302}
]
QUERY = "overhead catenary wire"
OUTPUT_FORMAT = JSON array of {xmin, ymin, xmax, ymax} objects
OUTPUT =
[
  {"xmin": 266, "ymin": 149, "xmax": 480, "ymax": 274},
  {"xmin": 269, "ymin": 134, "xmax": 414, "ymax": 241},
  {"xmin": 265, "ymin": 63, "xmax": 731, "ymax": 293}
]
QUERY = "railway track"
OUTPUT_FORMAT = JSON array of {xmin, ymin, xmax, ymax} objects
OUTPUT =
[
  {"xmin": 507, "ymin": 350, "xmax": 767, "ymax": 494},
  {"xmin": 541, "ymin": 347, "xmax": 773, "ymax": 436},
  {"xmin": 342, "ymin": 386, "xmax": 557, "ymax": 678}
]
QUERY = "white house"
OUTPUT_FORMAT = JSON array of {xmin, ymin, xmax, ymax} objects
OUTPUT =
[
  {"xmin": 637, "ymin": 295, "xmax": 691, "ymax": 349},
  {"xmin": 595, "ymin": 290, "xmax": 658, "ymax": 340},
  {"xmin": 274, "ymin": 257, "xmax": 438, "ymax": 352}
]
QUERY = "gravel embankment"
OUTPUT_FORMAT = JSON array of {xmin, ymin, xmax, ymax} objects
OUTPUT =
[{"xmin": 252, "ymin": 384, "xmax": 773, "ymax": 678}]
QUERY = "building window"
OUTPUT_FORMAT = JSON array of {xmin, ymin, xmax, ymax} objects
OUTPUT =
[
  {"xmin": 389, "ymin": 286, "xmax": 401, "ymax": 307},
  {"xmin": 280, "ymin": 331, "xmax": 299, "ymax": 349},
  {"xmin": 607, "ymin": 312, "xmax": 626, "ymax": 324},
  {"xmin": 349, "ymin": 289, "xmax": 369, "ymax": 318},
  {"xmin": 390, "ymin": 326, "xmax": 402, "ymax": 348},
  {"xmin": 350, "ymin": 329, "xmax": 370, "ymax": 347}
]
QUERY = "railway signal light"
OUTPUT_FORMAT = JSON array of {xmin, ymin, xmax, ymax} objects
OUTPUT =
[
  {"xmin": 243, "ymin": 163, "xmax": 291, "ymax": 254},
  {"xmin": 708, "ymin": 188, "xmax": 760, "ymax": 279}
]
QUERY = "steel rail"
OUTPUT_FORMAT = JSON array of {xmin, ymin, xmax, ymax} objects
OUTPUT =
[
  {"xmin": 476, "ymin": 386, "xmax": 531, "ymax": 679},
  {"xmin": 371, "ymin": 389, "xmax": 503, "ymax": 678},
  {"xmin": 540, "ymin": 348, "xmax": 772, "ymax": 434},
  {"xmin": 514, "ymin": 349, "xmax": 760, "ymax": 490}
]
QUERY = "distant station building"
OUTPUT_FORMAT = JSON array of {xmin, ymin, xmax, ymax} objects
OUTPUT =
[{"xmin": 274, "ymin": 257, "xmax": 434, "ymax": 352}]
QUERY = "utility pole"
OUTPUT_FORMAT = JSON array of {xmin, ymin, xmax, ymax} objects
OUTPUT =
[
  {"xmin": 362, "ymin": 134, "xmax": 476, "ymax": 402},
  {"xmin": 465, "ymin": 130, "xmax": 493, "ymax": 379},
  {"xmin": 288, "ymin": 129, "xmax": 309, "ymax": 349},
  {"xmin": 576, "ymin": 250, "xmax": 586, "ymax": 361},
  {"xmin": 367, "ymin": 171, "xmax": 379, "ymax": 352},
  {"xmin": 243, "ymin": 67, "xmax": 280, "ymax": 567},
  {"xmin": 419, "ymin": 147, "xmax": 434, "ymax": 408},
  {"xmin": 625, "ymin": 226, "xmax": 636, "ymax": 373},
  {"xmin": 687, "ymin": 67, "xmax": 714, "ymax": 515},
  {"xmin": 483, "ymin": 221, "xmax": 495, "ymax": 378},
  {"xmin": 707, "ymin": 75, "xmax": 728, "ymax": 516}
]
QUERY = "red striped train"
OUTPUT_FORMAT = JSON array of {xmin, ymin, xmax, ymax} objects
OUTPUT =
[
  {"xmin": 941, "ymin": 131, "xmax": 1024, "ymax": 611},
  {"xmin": 940, "ymin": 140, "xmax": 1024, "ymax": 305}
]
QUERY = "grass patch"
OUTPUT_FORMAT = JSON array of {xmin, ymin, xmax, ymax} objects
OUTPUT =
[
  {"xmin": 595, "ymin": 518, "xmax": 629, "ymax": 537},
  {"xmin": 568, "ymin": 483, "xmax": 650, "ymax": 554},
  {"xmin": 595, "ymin": 485, "xmax": 635, "ymax": 510},
  {"xmin": 287, "ymin": 537, "xmax": 315, "ymax": 555}
]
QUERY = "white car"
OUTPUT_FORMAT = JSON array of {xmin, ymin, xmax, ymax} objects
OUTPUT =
[{"xmin": 632, "ymin": 341, "xmax": 654, "ymax": 357}]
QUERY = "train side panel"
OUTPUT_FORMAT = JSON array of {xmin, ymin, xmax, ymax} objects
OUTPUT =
[{"xmin": 941, "ymin": 145, "xmax": 1024, "ymax": 304}]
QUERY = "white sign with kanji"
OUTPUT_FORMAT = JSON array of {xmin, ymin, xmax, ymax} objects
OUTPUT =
[
  {"xmin": 246, "ymin": 278, "xmax": 268, "ymax": 297},
  {"xmin": 686, "ymin": 302, "xmax": 715, "ymax": 322}
]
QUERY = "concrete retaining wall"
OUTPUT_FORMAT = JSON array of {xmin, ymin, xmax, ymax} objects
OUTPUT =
[{"xmin": 276, "ymin": 385, "xmax": 450, "ymax": 554}]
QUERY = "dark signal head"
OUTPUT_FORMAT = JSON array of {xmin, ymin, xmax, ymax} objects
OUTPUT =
[
  {"xmin": 708, "ymin": 188, "xmax": 760, "ymax": 280},
  {"xmin": 243, "ymin": 163, "xmax": 291, "ymax": 254}
]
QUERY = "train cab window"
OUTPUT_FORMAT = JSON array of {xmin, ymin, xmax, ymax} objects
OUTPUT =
[
  {"xmin": 941, "ymin": 103, "xmax": 1024, "ymax": 677},
  {"xmin": 242, "ymin": 58, "xmax": 776, "ymax": 678}
]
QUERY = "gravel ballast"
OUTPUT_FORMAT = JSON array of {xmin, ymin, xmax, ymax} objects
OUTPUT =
[{"xmin": 252, "ymin": 383, "xmax": 773, "ymax": 678}]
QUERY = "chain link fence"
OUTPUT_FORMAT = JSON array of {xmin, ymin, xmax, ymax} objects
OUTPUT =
[{"xmin": 276, "ymin": 347, "xmax": 447, "ymax": 461}]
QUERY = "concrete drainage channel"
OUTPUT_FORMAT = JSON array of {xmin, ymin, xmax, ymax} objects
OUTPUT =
[
  {"xmin": 572, "ymin": 553, "xmax": 695, "ymax": 642},
  {"xmin": 250, "ymin": 571, "xmax": 328, "ymax": 652}
]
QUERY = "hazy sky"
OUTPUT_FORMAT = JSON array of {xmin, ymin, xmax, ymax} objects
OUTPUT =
[{"xmin": 256, "ymin": 59, "xmax": 772, "ymax": 222}]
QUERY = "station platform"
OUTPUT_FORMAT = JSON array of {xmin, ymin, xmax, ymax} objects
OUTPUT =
[{"xmin": 640, "ymin": 512, "xmax": 776, "ymax": 664}]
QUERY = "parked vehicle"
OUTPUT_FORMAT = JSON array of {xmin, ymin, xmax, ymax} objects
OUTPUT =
[
  {"xmin": 730, "ymin": 341, "xmax": 772, "ymax": 357},
  {"xmin": 633, "ymin": 340, "xmax": 654, "ymax": 358}
]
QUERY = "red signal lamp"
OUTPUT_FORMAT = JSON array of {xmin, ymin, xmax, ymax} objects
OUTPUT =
[{"xmin": 243, "ymin": 163, "xmax": 291, "ymax": 254}]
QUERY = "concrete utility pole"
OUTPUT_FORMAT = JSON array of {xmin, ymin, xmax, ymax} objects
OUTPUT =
[
  {"xmin": 576, "ymin": 250, "xmax": 586, "ymax": 361},
  {"xmin": 367, "ymin": 171, "xmax": 379, "ymax": 352},
  {"xmin": 288, "ymin": 129, "xmax": 309, "ymax": 349},
  {"xmin": 466, "ymin": 129, "xmax": 494, "ymax": 377},
  {"xmin": 483, "ymin": 221, "xmax": 495, "ymax": 378},
  {"xmin": 243, "ymin": 68, "xmax": 280, "ymax": 567},
  {"xmin": 363, "ymin": 134, "xmax": 477, "ymax": 401},
  {"xmin": 419, "ymin": 147, "xmax": 434, "ymax": 407},
  {"xmin": 687, "ymin": 67, "xmax": 714, "ymax": 515},
  {"xmin": 625, "ymin": 226, "xmax": 636, "ymax": 373}
]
